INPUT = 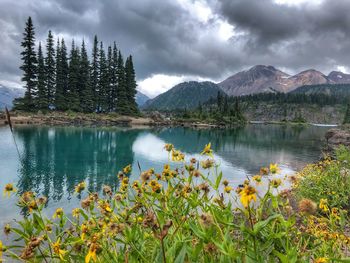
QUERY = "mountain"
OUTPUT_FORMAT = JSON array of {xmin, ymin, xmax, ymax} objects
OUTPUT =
[
  {"xmin": 219, "ymin": 65, "xmax": 330, "ymax": 96},
  {"xmin": 143, "ymin": 81, "xmax": 223, "ymax": 110},
  {"xmin": 0, "ymin": 84, "xmax": 25, "ymax": 109},
  {"xmin": 328, "ymin": 71, "xmax": 350, "ymax": 84},
  {"xmin": 135, "ymin": 91, "xmax": 150, "ymax": 106},
  {"xmin": 291, "ymin": 83, "xmax": 350, "ymax": 97}
]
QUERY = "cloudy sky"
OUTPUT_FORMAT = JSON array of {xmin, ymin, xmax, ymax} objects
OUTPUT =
[{"xmin": 1, "ymin": 0, "xmax": 350, "ymax": 97}]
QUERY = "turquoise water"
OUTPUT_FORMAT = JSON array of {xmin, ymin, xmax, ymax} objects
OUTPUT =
[{"xmin": 0, "ymin": 124, "xmax": 328, "ymax": 226}]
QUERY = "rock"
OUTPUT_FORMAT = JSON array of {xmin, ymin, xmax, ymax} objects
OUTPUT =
[{"xmin": 324, "ymin": 128, "xmax": 350, "ymax": 155}]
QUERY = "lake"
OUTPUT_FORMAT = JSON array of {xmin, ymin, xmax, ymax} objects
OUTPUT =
[{"xmin": 0, "ymin": 124, "xmax": 329, "ymax": 228}]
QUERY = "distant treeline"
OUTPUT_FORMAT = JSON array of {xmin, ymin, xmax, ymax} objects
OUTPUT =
[
  {"xmin": 203, "ymin": 84, "xmax": 350, "ymax": 107},
  {"xmin": 15, "ymin": 17, "xmax": 138, "ymax": 115}
]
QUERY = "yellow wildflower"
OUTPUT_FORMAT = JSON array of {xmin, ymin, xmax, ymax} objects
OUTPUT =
[
  {"xmin": 53, "ymin": 208, "xmax": 64, "ymax": 219},
  {"xmin": 269, "ymin": 163, "xmax": 280, "ymax": 174},
  {"xmin": 331, "ymin": 208, "xmax": 340, "ymax": 219},
  {"xmin": 164, "ymin": 143, "xmax": 173, "ymax": 152},
  {"xmin": 239, "ymin": 185, "xmax": 257, "ymax": 208},
  {"xmin": 122, "ymin": 177, "xmax": 129, "ymax": 185},
  {"xmin": 270, "ymin": 179, "xmax": 282, "ymax": 188},
  {"xmin": 3, "ymin": 183, "xmax": 16, "ymax": 197},
  {"xmin": 52, "ymin": 238, "xmax": 67, "ymax": 261},
  {"xmin": 123, "ymin": 164, "xmax": 132, "ymax": 174},
  {"xmin": 201, "ymin": 159, "xmax": 215, "ymax": 169},
  {"xmin": 72, "ymin": 208, "xmax": 80, "ymax": 218},
  {"xmin": 224, "ymin": 186, "xmax": 233, "ymax": 193},
  {"xmin": 201, "ymin": 143, "xmax": 213, "ymax": 156},
  {"xmin": 85, "ymin": 243, "xmax": 98, "ymax": 263},
  {"xmin": 171, "ymin": 149, "xmax": 185, "ymax": 162},
  {"xmin": 0, "ymin": 240, "xmax": 3, "ymax": 261},
  {"xmin": 319, "ymin": 199, "xmax": 329, "ymax": 212},
  {"xmin": 74, "ymin": 181, "xmax": 86, "ymax": 194},
  {"xmin": 314, "ymin": 258, "xmax": 328, "ymax": 263},
  {"xmin": 252, "ymin": 175, "xmax": 262, "ymax": 185}
]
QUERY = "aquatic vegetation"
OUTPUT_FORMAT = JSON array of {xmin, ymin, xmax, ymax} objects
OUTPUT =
[{"xmin": 1, "ymin": 145, "xmax": 350, "ymax": 262}]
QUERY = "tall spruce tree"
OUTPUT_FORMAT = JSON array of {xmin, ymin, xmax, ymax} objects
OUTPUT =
[
  {"xmin": 45, "ymin": 30, "xmax": 55, "ymax": 107},
  {"xmin": 55, "ymin": 39, "xmax": 69, "ymax": 110},
  {"xmin": 15, "ymin": 16, "xmax": 37, "ymax": 110},
  {"xmin": 110, "ymin": 42, "xmax": 119, "ymax": 112},
  {"xmin": 116, "ymin": 51, "xmax": 128, "ymax": 114},
  {"xmin": 67, "ymin": 41, "xmax": 81, "ymax": 111},
  {"xmin": 79, "ymin": 40, "xmax": 93, "ymax": 112},
  {"xmin": 97, "ymin": 42, "xmax": 109, "ymax": 112},
  {"xmin": 91, "ymin": 35, "xmax": 99, "ymax": 112},
  {"xmin": 125, "ymin": 55, "xmax": 138, "ymax": 114},
  {"xmin": 107, "ymin": 45, "xmax": 114, "ymax": 112},
  {"xmin": 36, "ymin": 42, "xmax": 48, "ymax": 110}
]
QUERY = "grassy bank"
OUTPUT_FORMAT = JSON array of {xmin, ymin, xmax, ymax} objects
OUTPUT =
[{"xmin": 1, "ymin": 144, "xmax": 350, "ymax": 262}]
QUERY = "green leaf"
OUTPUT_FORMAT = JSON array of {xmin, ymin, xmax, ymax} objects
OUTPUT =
[
  {"xmin": 253, "ymin": 214, "xmax": 282, "ymax": 235},
  {"xmin": 215, "ymin": 171, "xmax": 223, "ymax": 190},
  {"xmin": 174, "ymin": 244, "xmax": 187, "ymax": 263}
]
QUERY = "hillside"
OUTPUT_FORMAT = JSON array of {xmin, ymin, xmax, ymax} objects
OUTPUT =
[
  {"xmin": 135, "ymin": 91, "xmax": 150, "ymax": 106},
  {"xmin": 0, "ymin": 84, "xmax": 25, "ymax": 109},
  {"xmin": 291, "ymin": 83, "xmax": 350, "ymax": 98},
  {"xmin": 219, "ymin": 65, "xmax": 331, "ymax": 96},
  {"xmin": 143, "ymin": 81, "xmax": 224, "ymax": 110}
]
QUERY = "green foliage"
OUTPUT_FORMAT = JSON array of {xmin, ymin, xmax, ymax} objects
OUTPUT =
[
  {"xmin": 1, "ymin": 145, "xmax": 349, "ymax": 262},
  {"xmin": 295, "ymin": 145, "xmax": 350, "ymax": 209}
]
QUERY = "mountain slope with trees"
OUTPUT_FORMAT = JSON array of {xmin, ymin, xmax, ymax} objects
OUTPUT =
[{"xmin": 143, "ymin": 81, "xmax": 224, "ymax": 110}]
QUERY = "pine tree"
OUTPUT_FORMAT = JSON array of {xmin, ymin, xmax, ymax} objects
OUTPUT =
[
  {"xmin": 36, "ymin": 42, "xmax": 48, "ymax": 110},
  {"xmin": 79, "ymin": 40, "xmax": 93, "ymax": 112},
  {"xmin": 15, "ymin": 16, "xmax": 37, "ymax": 111},
  {"xmin": 116, "ymin": 51, "xmax": 128, "ymax": 114},
  {"xmin": 45, "ymin": 30, "xmax": 55, "ymax": 107},
  {"xmin": 125, "ymin": 55, "xmax": 138, "ymax": 114},
  {"xmin": 107, "ymin": 45, "xmax": 113, "ymax": 112},
  {"xmin": 97, "ymin": 42, "xmax": 109, "ymax": 112},
  {"xmin": 90, "ymin": 35, "xmax": 99, "ymax": 112},
  {"xmin": 55, "ymin": 39, "xmax": 69, "ymax": 111},
  {"xmin": 67, "ymin": 41, "xmax": 81, "ymax": 111},
  {"xmin": 110, "ymin": 42, "xmax": 119, "ymax": 112}
]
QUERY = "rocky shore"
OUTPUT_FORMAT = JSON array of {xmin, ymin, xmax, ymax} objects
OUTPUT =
[{"xmin": 324, "ymin": 127, "xmax": 350, "ymax": 154}]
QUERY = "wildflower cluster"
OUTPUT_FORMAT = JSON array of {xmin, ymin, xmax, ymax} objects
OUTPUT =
[{"xmin": 0, "ymin": 144, "xmax": 349, "ymax": 262}]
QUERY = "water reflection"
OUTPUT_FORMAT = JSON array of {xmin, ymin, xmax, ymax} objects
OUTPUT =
[{"xmin": 0, "ymin": 124, "xmax": 328, "ymax": 212}]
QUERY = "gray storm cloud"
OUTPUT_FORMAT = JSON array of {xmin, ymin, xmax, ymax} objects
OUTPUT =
[{"xmin": 1, "ymin": 0, "xmax": 350, "ymax": 94}]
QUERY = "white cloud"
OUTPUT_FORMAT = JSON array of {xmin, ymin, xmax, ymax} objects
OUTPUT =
[
  {"xmin": 137, "ymin": 74, "xmax": 214, "ymax": 98},
  {"xmin": 337, "ymin": 65, "xmax": 350, "ymax": 74}
]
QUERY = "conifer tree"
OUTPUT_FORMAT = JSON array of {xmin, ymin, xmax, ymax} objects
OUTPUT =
[
  {"xmin": 15, "ymin": 16, "xmax": 37, "ymax": 110},
  {"xmin": 55, "ymin": 39, "xmax": 69, "ymax": 110},
  {"xmin": 97, "ymin": 42, "xmax": 109, "ymax": 112},
  {"xmin": 125, "ymin": 55, "xmax": 138, "ymax": 114},
  {"xmin": 91, "ymin": 35, "xmax": 99, "ymax": 112},
  {"xmin": 67, "ymin": 41, "xmax": 81, "ymax": 111},
  {"xmin": 116, "ymin": 51, "xmax": 128, "ymax": 114},
  {"xmin": 45, "ymin": 30, "xmax": 55, "ymax": 107},
  {"xmin": 107, "ymin": 45, "xmax": 114, "ymax": 112},
  {"xmin": 110, "ymin": 42, "xmax": 119, "ymax": 112},
  {"xmin": 79, "ymin": 40, "xmax": 93, "ymax": 112},
  {"xmin": 36, "ymin": 42, "xmax": 48, "ymax": 110}
]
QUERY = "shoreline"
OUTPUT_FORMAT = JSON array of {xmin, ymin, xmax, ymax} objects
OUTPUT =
[{"xmin": 0, "ymin": 111, "xmax": 341, "ymax": 129}]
